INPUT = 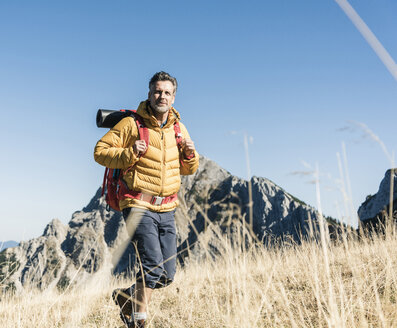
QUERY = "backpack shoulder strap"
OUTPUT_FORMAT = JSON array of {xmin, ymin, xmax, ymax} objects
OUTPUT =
[
  {"xmin": 173, "ymin": 121, "xmax": 183, "ymax": 150},
  {"xmin": 174, "ymin": 121, "xmax": 186, "ymax": 167},
  {"xmin": 129, "ymin": 110, "xmax": 149, "ymax": 157}
]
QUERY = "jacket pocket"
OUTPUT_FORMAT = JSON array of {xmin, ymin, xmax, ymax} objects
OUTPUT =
[{"xmin": 122, "ymin": 169, "xmax": 136, "ymax": 190}]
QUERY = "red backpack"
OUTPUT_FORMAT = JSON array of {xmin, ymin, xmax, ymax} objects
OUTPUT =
[{"xmin": 101, "ymin": 110, "xmax": 183, "ymax": 211}]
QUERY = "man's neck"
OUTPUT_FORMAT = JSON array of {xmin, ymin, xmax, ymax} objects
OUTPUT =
[{"xmin": 151, "ymin": 108, "xmax": 169, "ymax": 127}]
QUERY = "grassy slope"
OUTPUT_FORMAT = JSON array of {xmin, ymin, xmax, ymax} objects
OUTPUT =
[{"xmin": 1, "ymin": 223, "xmax": 397, "ymax": 328}]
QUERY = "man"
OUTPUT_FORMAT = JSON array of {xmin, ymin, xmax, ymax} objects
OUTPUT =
[{"xmin": 94, "ymin": 71, "xmax": 199, "ymax": 327}]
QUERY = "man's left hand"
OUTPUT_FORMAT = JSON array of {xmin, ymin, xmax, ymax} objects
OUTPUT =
[{"xmin": 182, "ymin": 138, "xmax": 195, "ymax": 158}]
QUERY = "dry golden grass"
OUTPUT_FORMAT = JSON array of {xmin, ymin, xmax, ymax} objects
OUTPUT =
[{"xmin": 1, "ymin": 224, "xmax": 397, "ymax": 328}]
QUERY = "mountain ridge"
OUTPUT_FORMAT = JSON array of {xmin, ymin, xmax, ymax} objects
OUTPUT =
[
  {"xmin": 0, "ymin": 241, "xmax": 19, "ymax": 252},
  {"xmin": 358, "ymin": 168, "xmax": 397, "ymax": 229},
  {"xmin": 1, "ymin": 156, "xmax": 324, "ymax": 292}
]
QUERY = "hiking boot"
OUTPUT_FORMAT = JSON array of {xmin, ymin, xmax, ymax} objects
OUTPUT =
[
  {"xmin": 134, "ymin": 319, "xmax": 145, "ymax": 328},
  {"xmin": 124, "ymin": 319, "xmax": 145, "ymax": 328},
  {"xmin": 112, "ymin": 285, "xmax": 135, "ymax": 326}
]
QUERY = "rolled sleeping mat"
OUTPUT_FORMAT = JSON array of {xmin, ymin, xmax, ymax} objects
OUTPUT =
[{"xmin": 96, "ymin": 109, "xmax": 134, "ymax": 128}]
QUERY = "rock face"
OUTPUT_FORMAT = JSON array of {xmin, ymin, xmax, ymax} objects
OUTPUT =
[
  {"xmin": 0, "ymin": 156, "xmax": 322, "ymax": 292},
  {"xmin": 176, "ymin": 157, "xmax": 321, "ymax": 259},
  {"xmin": 358, "ymin": 169, "xmax": 397, "ymax": 226}
]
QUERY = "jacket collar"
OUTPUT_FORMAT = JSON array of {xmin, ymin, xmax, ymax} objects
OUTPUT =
[{"xmin": 136, "ymin": 100, "xmax": 180, "ymax": 128}]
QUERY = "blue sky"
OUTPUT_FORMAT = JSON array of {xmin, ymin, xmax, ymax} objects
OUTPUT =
[{"xmin": 1, "ymin": 0, "xmax": 396, "ymax": 241}]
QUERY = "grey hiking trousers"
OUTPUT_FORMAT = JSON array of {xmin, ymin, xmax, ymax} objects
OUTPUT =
[{"xmin": 122, "ymin": 207, "xmax": 177, "ymax": 289}]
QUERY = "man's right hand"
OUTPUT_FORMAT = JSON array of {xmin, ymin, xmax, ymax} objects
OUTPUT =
[{"xmin": 133, "ymin": 140, "xmax": 148, "ymax": 157}]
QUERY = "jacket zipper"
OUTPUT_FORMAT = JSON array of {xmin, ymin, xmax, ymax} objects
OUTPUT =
[{"xmin": 161, "ymin": 130, "xmax": 165, "ymax": 194}]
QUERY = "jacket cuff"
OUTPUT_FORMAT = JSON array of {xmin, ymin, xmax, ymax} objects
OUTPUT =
[
  {"xmin": 181, "ymin": 150, "xmax": 198, "ymax": 164},
  {"xmin": 129, "ymin": 147, "xmax": 140, "ymax": 165},
  {"xmin": 183, "ymin": 152, "xmax": 195, "ymax": 160}
]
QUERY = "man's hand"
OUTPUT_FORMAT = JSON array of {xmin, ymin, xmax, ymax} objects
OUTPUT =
[
  {"xmin": 182, "ymin": 138, "xmax": 195, "ymax": 158},
  {"xmin": 133, "ymin": 140, "xmax": 147, "ymax": 157}
]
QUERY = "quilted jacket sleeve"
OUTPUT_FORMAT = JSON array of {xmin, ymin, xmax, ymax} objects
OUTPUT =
[
  {"xmin": 94, "ymin": 117, "xmax": 140, "ymax": 169},
  {"xmin": 179, "ymin": 122, "xmax": 199, "ymax": 175}
]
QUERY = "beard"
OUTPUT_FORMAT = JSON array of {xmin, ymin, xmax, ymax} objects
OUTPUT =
[{"xmin": 151, "ymin": 104, "xmax": 171, "ymax": 114}]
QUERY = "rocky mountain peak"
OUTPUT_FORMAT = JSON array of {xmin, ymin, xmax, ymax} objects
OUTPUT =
[
  {"xmin": 42, "ymin": 219, "xmax": 67, "ymax": 241},
  {"xmin": 358, "ymin": 168, "xmax": 397, "ymax": 225}
]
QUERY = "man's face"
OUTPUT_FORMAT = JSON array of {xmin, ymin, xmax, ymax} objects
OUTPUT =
[{"xmin": 148, "ymin": 80, "xmax": 175, "ymax": 114}]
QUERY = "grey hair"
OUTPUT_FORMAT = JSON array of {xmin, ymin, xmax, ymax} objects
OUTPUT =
[{"xmin": 149, "ymin": 71, "xmax": 178, "ymax": 94}]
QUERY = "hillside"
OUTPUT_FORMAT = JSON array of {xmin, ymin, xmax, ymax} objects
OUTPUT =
[{"xmin": 1, "ymin": 227, "xmax": 396, "ymax": 327}]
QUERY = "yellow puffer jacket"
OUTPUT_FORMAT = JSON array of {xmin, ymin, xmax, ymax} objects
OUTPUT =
[{"xmin": 94, "ymin": 101, "xmax": 199, "ymax": 212}]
